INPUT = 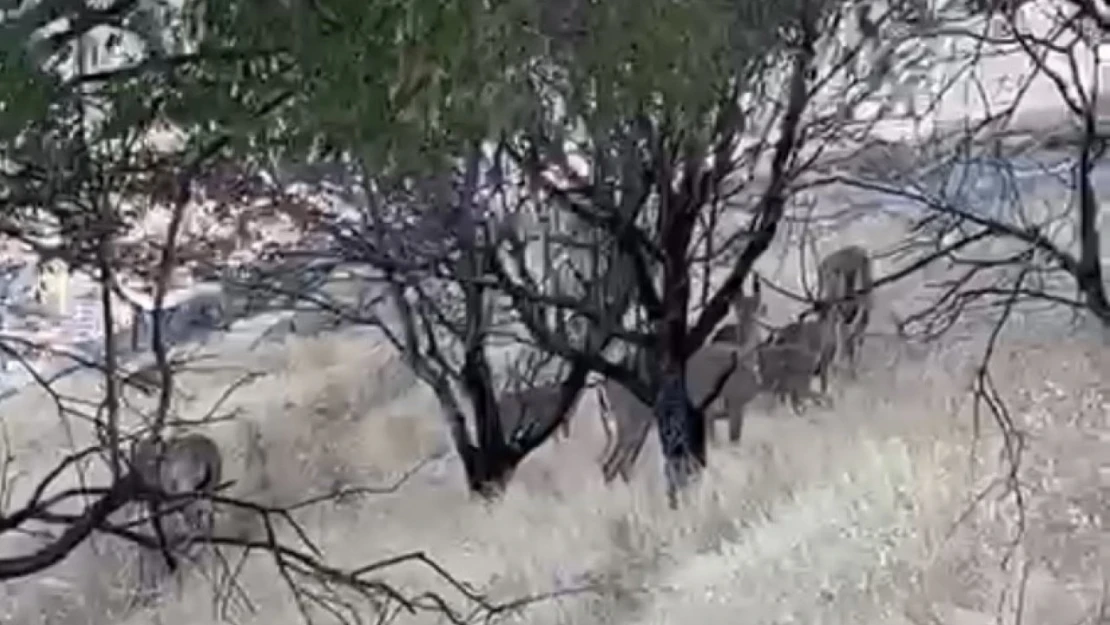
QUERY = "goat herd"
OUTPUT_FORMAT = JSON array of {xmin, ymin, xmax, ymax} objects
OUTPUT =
[
  {"xmin": 595, "ymin": 244, "xmax": 875, "ymax": 481},
  {"xmin": 114, "ymin": 244, "xmax": 873, "ymax": 604},
  {"xmin": 486, "ymin": 244, "xmax": 875, "ymax": 482}
]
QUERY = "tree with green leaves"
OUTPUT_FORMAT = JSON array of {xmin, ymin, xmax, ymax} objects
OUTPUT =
[
  {"xmin": 0, "ymin": 3, "xmax": 541, "ymax": 620},
  {"xmin": 215, "ymin": 0, "xmax": 956, "ymax": 504},
  {"xmin": 2, "ymin": 0, "xmax": 957, "ymax": 510}
]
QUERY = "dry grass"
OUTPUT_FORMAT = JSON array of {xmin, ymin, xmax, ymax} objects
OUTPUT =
[
  {"xmin": 1, "ymin": 325, "xmax": 1105, "ymax": 625},
  {"xmin": 0, "ymin": 217, "xmax": 1107, "ymax": 625}
]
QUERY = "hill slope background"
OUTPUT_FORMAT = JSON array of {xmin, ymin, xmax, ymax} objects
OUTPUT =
[{"xmin": 0, "ymin": 203, "xmax": 1105, "ymax": 625}]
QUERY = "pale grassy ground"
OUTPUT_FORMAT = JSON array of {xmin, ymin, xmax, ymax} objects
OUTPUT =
[{"xmin": 0, "ymin": 210, "xmax": 1106, "ymax": 625}]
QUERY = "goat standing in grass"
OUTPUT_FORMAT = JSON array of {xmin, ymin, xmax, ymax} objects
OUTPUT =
[
  {"xmin": 598, "ymin": 273, "xmax": 765, "ymax": 482},
  {"xmin": 756, "ymin": 311, "xmax": 836, "ymax": 414},
  {"xmin": 129, "ymin": 432, "xmax": 223, "ymax": 606},
  {"xmin": 816, "ymin": 244, "xmax": 874, "ymax": 379},
  {"xmin": 496, "ymin": 382, "xmax": 576, "ymax": 443},
  {"xmin": 755, "ymin": 245, "xmax": 874, "ymax": 414}
]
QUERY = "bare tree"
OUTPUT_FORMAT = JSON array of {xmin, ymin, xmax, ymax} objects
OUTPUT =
[
  {"xmin": 831, "ymin": 4, "xmax": 1110, "ymax": 337},
  {"xmin": 478, "ymin": 0, "xmax": 950, "ymax": 505},
  {"xmin": 786, "ymin": 4, "xmax": 1110, "ymax": 604},
  {"xmin": 298, "ymin": 149, "xmax": 636, "ymax": 498}
]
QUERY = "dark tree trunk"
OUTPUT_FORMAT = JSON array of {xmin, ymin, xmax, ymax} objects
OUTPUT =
[
  {"xmin": 456, "ymin": 343, "xmax": 518, "ymax": 499},
  {"xmin": 456, "ymin": 442, "xmax": 520, "ymax": 500},
  {"xmin": 450, "ymin": 345, "xmax": 591, "ymax": 500},
  {"xmin": 652, "ymin": 180, "xmax": 706, "ymax": 507},
  {"xmin": 653, "ymin": 373, "xmax": 706, "ymax": 509},
  {"xmin": 1076, "ymin": 119, "xmax": 1110, "ymax": 326},
  {"xmin": 438, "ymin": 396, "xmax": 521, "ymax": 500}
]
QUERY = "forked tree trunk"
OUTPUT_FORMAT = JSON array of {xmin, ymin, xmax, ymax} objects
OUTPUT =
[
  {"xmin": 458, "ymin": 344, "xmax": 519, "ymax": 499},
  {"xmin": 653, "ymin": 189, "xmax": 707, "ymax": 506},
  {"xmin": 450, "ymin": 344, "xmax": 587, "ymax": 499},
  {"xmin": 653, "ymin": 372, "xmax": 707, "ymax": 508},
  {"xmin": 434, "ymin": 390, "xmax": 522, "ymax": 499},
  {"xmin": 456, "ymin": 439, "xmax": 522, "ymax": 499}
]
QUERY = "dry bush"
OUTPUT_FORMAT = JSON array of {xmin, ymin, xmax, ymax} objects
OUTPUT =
[
  {"xmin": 909, "ymin": 339, "xmax": 1109, "ymax": 625},
  {"xmin": 172, "ymin": 333, "xmax": 434, "ymax": 507}
]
